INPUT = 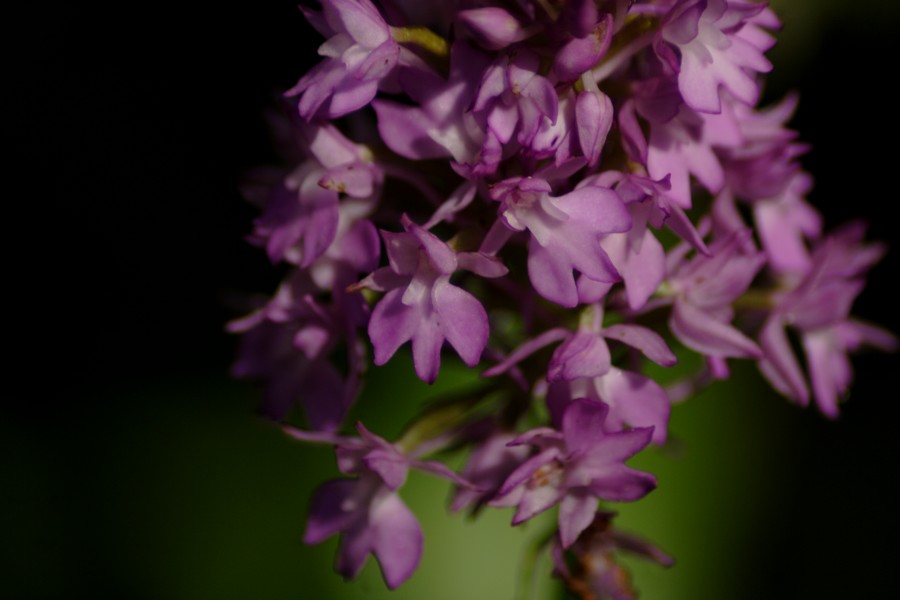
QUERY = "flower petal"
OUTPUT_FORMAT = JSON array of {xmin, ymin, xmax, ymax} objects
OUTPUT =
[
  {"xmin": 370, "ymin": 492, "xmax": 423, "ymax": 589},
  {"xmin": 558, "ymin": 491, "xmax": 598, "ymax": 549}
]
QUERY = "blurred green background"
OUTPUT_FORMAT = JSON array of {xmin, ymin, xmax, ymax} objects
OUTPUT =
[{"xmin": 8, "ymin": 1, "xmax": 900, "ymax": 598}]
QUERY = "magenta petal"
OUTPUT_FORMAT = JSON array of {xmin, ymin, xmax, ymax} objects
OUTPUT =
[
  {"xmin": 576, "ymin": 276, "xmax": 614, "ymax": 305},
  {"xmin": 548, "ymin": 333, "xmax": 611, "ymax": 381},
  {"xmin": 618, "ymin": 99, "xmax": 648, "ymax": 163},
  {"xmin": 458, "ymin": 7, "xmax": 527, "ymax": 50},
  {"xmin": 602, "ymin": 324, "xmax": 677, "ymax": 367},
  {"xmin": 528, "ymin": 236, "xmax": 580, "ymax": 308},
  {"xmin": 597, "ymin": 368, "xmax": 671, "ymax": 445},
  {"xmin": 411, "ymin": 314, "xmax": 443, "ymax": 384},
  {"xmin": 562, "ymin": 398, "xmax": 610, "ymax": 455},
  {"xmin": 328, "ymin": 77, "xmax": 380, "ymax": 118},
  {"xmin": 497, "ymin": 447, "xmax": 561, "ymax": 497},
  {"xmin": 560, "ymin": 186, "xmax": 632, "ymax": 234},
  {"xmin": 405, "ymin": 217, "xmax": 458, "ymax": 274},
  {"xmin": 363, "ymin": 448, "xmax": 409, "ymax": 490},
  {"xmin": 483, "ymin": 328, "xmax": 571, "ymax": 377},
  {"xmin": 457, "ymin": 252, "xmax": 508, "ymax": 278},
  {"xmin": 791, "ymin": 280, "xmax": 866, "ymax": 331},
  {"xmin": 304, "ymin": 479, "xmax": 359, "ymax": 545},
  {"xmin": 369, "ymin": 288, "xmax": 419, "ymax": 365},
  {"xmin": 585, "ymin": 465, "xmax": 657, "ymax": 502},
  {"xmin": 411, "ymin": 459, "xmax": 473, "ymax": 488},
  {"xmin": 336, "ymin": 518, "xmax": 375, "ymax": 581},
  {"xmin": 585, "ymin": 425, "xmax": 654, "ymax": 465},
  {"xmin": 373, "ymin": 100, "xmax": 449, "ymax": 160},
  {"xmin": 621, "ymin": 229, "xmax": 666, "ymax": 310},
  {"xmin": 297, "ymin": 176, "xmax": 340, "ymax": 268},
  {"xmin": 670, "ymin": 300, "xmax": 762, "ymax": 358},
  {"xmin": 381, "ymin": 230, "xmax": 420, "ymax": 275},
  {"xmin": 558, "ymin": 491, "xmax": 598, "ymax": 549},
  {"xmin": 433, "ymin": 280, "xmax": 489, "ymax": 367},
  {"xmin": 803, "ymin": 329, "xmax": 850, "ymax": 420},
  {"xmin": 512, "ymin": 483, "xmax": 567, "ymax": 525},
  {"xmin": 575, "ymin": 90, "xmax": 614, "ymax": 166},
  {"xmin": 758, "ymin": 317, "xmax": 809, "ymax": 405},
  {"xmin": 370, "ymin": 493, "xmax": 423, "ymax": 589}
]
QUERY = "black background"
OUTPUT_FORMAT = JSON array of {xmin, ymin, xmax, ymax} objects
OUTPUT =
[{"xmin": 7, "ymin": 3, "xmax": 900, "ymax": 598}]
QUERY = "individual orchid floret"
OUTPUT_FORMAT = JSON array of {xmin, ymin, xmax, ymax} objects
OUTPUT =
[
  {"xmin": 491, "ymin": 399, "xmax": 656, "ymax": 549},
  {"xmin": 289, "ymin": 0, "xmax": 437, "ymax": 120},
  {"xmin": 288, "ymin": 0, "xmax": 401, "ymax": 120},
  {"xmin": 722, "ymin": 94, "xmax": 805, "ymax": 201},
  {"xmin": 481, "ymin": 304, "xmax": 675, "ymax": 445},
  {"xmin": 543, "ymin": 306, "xmax": 676, "ymax": 444},
  {"xmin": 547, "ymin": 368, "xmax": 672, "ymax": 446},
  {"xmin": 472, "ymin": 48, "xmax": 559, "ymax": 157},
  {"xmin": 665, "ymin": 229, "xmax": 765, "ymax": 359},
  {"xmin": 250, "ymin": 123, "xmax": 382, "ymax": 267},
  {"xmin": 356, "ymin": 214, "xmax": 506, "ymax": 383},
  {"xmin": 759, "ymin": 224, "xmax": 897, "ymax": 417},
  {"xmin": 373, "ymin": 40, "xmax": 490, "ymax": 173},
  {"xmin": 657, "ymin": 0, "xmax": 773, "ymax": 114},
  {"xmin": 574, "ymin": 177, "xmax": 670, "ymax": 309},
  {"xmin": 717, "ymin": 96, "xmax": 821, "ymax": 274},
  {"xmin": 637, "ymin": 78, "xmax": 744, "ymax": 208},
  {"xmin": 229, "ymin": 273, "xmax": 358, "ymax": 429},
  {"xmin": 750, "ymin": 171, "xmax": 820, "ymax": 275},
  {"xmin": 288, "ymin": 423, "xmax": 470, "ymax": 589},
  {"xmin": 487, "ymin": 177, "xmax": 631, "ymax": 307},
  {"xmin": 552, "ymin": 512, "xmax": 674, "ymax": 600}
]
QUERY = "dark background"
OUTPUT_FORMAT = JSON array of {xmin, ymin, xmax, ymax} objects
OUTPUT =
[{"xmin": 7, "ymin": 2, "xmax": 900, "ymax": 598}]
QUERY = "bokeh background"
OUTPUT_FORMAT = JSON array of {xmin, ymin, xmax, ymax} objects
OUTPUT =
[{"xmin": 8, "ymin": 1, "xmax": 900, "ymax": 598}]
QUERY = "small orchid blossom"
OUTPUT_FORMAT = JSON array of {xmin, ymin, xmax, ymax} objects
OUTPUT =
[
  {"xmin": 666, "ymin": 229, "xmax": 765, "ymax": 359},
  {"xmin": 250, "ymin": 123, "xmax": 381, "ymax": 267},
  {"xmin": 491, "ymin": 399, "xmax": 656, "ymax": 549},
  {"xmin": 488, "ymin": 177, "xmax": 631, "ymax": 307},
  {"xmin": 288, "ymin": 0, "xmax": 406, "ymax": 120},
  {"xmin": 287, "ymin": 423, "xmax": 470, "ymax": 589},
  {"xmin": 657, "ymin": 0, "xmax": 773, "ymax": 114},
  {"xmin": 356, "ymin": 214, "xmax": 506, "ymax": 383},
  {"xmin": 759, "ymin": 224, "xmax": 897, "ymax": 417}
]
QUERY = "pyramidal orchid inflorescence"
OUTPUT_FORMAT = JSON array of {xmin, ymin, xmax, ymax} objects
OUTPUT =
[{"xmin": 231, "ymin": 0, "xmax": 895, "ymax": 596}]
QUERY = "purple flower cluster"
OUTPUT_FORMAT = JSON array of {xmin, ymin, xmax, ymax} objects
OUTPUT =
[{"xmin": 232, "ymin": 0, "xmax": 894, "ymax": 595}]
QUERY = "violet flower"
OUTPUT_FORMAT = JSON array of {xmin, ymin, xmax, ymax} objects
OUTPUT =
[
  {"xmin": 759, "ymin": 224, "xmax": 897, "ymax": 417},
  {"xmin": 491, "ymin": 399, "xmax": 656, "ymax": 549},
  {"xmin": 288, "ymin": 0, "xmax": 409, "ymax": 120},
  {"xmin": 666, "ymin": 229, "xmax": 764, "ymax": 359},
  {"xmin": 488, "ymin": 177, "xmax": 632, "ymax": 307},
  {"xmin": 288, "ymin": 423, "xmax": 470, "ymax": 589},
  {"xmin": 356, "ymin": 214, "xmax": 506, "ymax": 383},
  {"xmin": 250, "ymin": 123, "xmax": 381, "ymax": 267},
  {"xmin": 657, "ymin": 0, "xmax": 773, "ymax": 114},
  {"xmin": 472, "ymin": 48, "xmax": 559, "ymax": 156}
]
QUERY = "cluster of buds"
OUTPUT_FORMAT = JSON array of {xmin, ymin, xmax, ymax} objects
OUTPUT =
[{"xmin": 231, "ymin": 0, "xmax": 894, "ymax": 596}]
